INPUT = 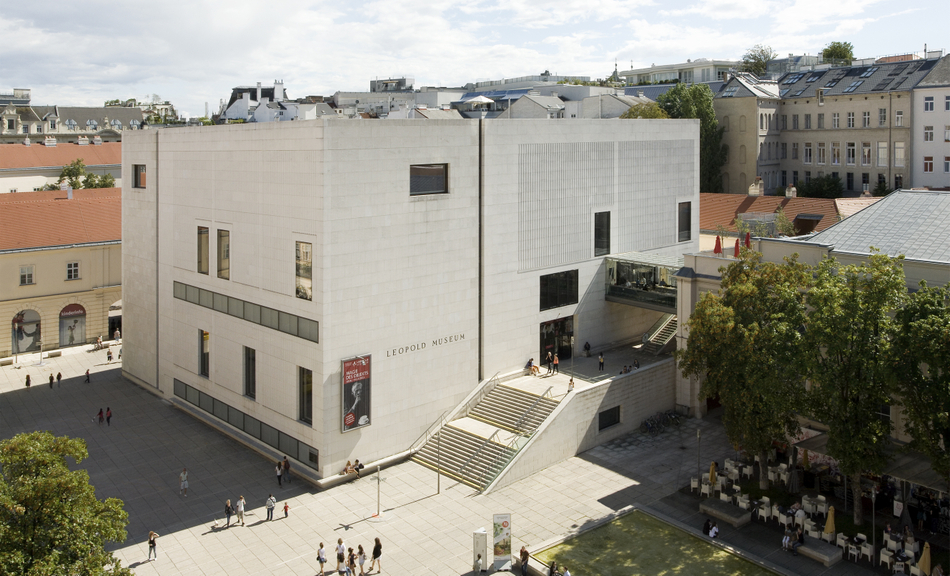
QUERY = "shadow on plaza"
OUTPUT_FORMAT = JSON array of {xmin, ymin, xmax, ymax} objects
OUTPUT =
[{"xmin": 0, "ymin": 366, "xmax": 315, "ymax": 549}]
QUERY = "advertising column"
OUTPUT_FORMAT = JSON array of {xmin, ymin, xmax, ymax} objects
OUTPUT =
[
  {"xmin": 492, "ymin": 513, "xmax": 511, "ymax": 571},
  {"xmin": 341, "ymin": 355, "xmax": 371, "ymax": 432}
]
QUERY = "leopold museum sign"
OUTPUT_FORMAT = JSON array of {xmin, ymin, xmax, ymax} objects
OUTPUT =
[{"xmin": 385, "ymin": 332, "xmax": 466, "ymax": 358}]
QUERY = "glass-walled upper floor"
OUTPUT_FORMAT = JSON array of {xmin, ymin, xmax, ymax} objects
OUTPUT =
[{"xmin": 605, "ymin": 252, "xmax": 681, "ymax": 313}]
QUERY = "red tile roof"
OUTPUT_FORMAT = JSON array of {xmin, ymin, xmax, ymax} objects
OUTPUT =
[
  {"xmin": 0, "ymin": 188, "xmax": 121, "ymax": 251},
  {"xmin": 0, "ymin": 142, "xmax": 121, "ymax": 170},
  {"xmin": 700, "ymin": 193, "xmax": 840, "ymax": 234}
]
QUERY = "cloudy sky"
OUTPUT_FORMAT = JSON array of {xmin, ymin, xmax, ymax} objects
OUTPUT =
[{"xmin": 1, "ymin": 0, "xmax": 941, "ymax": 118}]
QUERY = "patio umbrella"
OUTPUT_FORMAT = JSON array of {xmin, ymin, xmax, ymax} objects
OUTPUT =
[
  {"xmin": 713, "ymin": 235, "xmax": 722, "ymax": 255},
  {"xmin": 824, "ymin": 506, "xmax": 835, "ymax": 535},
  {"xmin": 787, "ymin": 466, "xmax": 800, "ymax": 494},
  {"xmin": 745, "ymin": 232, "xmax": 751, "ymax": 248},
  {"xmin": 734, "ymin": 239, "xmax": 740, "ymax": 257},
  {"xmin": 919, "ymin": 542, "xmax": 932, "ymax": 574},
  {"xmin": 709, "ymin": 462, "xmax": 717, "ymax": 486}
]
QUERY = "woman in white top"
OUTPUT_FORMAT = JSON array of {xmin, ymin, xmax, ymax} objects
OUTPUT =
[
  {"xmin": 317, "ymin": 542, "xmax": 327, "ymax": 576},
  {"xmin": 357, "ymin": 544, "xmax": 366, "ymax": 574}
]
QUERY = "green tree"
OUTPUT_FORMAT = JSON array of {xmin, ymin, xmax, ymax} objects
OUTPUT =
[
  {"xmin": 57, "ymin": 158, "xmax": 87, "ymax": 189},
  {"xmin": 82, "ymin": 173, "xmax": 101, "ymax": 189},
  {"xmin": 620, "ymin": 103, "xmax": 669, "ymax": 119},
  {"xmin": 676, "ymin": 252, "xmax": 809, "ymax": 488},
  {"xmin": 795, "ymin": 174, "xmax": 844, "ymax": 199},
  {"xmin": 822, "ymin": 41, "xmax": 855, "ymax": 64},
  {"xmin": 892, "ymin": 282, "xmax": 950, "ymax": 479},
  {"xmin": 774, "ymin": 207, "xmax": 797, "ymax": 236},
  {"xmin": 657, "ymin": 83, "xmax": 727, "ymax": 193},
  {"xmin": 872, "ymin": 180, "xmax": 892, "ymax": 197},
  {"xmin": 98, "ymin": 173, "xmax": 116, "ymax": 188},
  {"xmin": 804, "ymin": 252, "xmax": 906, "ymax": 525},
  {"xmin": 740, "ymin": 44, "xmax": 777, "ymax": 77},
  {"xmin": 0, "ymin": 432, "xmax": 132, "ymax": 576}
]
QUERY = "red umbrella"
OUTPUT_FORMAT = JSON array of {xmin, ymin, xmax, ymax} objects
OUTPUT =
[
  {"xmin": 714, "ymin": 235, "xmax": 722, "ymax": 255},
  {"xmin": 734, "ymin": 239, "xmax": 740, "ymax": 257},
  {"xmin": 745, "ymin": 232, "xmax": 751, "ymax": 248}
]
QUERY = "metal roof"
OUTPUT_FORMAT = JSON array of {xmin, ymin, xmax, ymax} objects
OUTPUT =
[
  {"xmin": 610, "ymin": 250, "xmax": 684, "ymax": 269},
  {"xmin": 775, "ymin": 58, "xmax": 939, "ymax": 99}
]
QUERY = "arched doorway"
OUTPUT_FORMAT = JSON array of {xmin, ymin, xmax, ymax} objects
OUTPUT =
[
  {"xmin": 59, "ymin": 304, "xmax": 86, "ymax": 347},
  {"xmin": 12, "ymin": 310, "xmax": 41, "ymax": 353}
]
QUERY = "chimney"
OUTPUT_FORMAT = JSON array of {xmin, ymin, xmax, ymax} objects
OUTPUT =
[
  {"xmin": 23, "ymin": 137, "xmax": 30, "ymax": 146},
  {"xmin": 44, "ymin": 136, "xmax": 57, "ymax": 147},
  {"xmin": 638, "ymin": 90, "xmax": 644, "ymax": 98},
  {"xmin": 274, "ymin": 79, "xmax": 284, "ymax": 101},
  {"xmin": 256, "ymin": 82, "xmax": 262, "ymax": 102},
  {"xmin": 748, "ymin": 176, "xmax": 763, "ymax": 196},
  {"xmin": 92, "ymin": 135, "xmax": 102, "ymax": 145}
]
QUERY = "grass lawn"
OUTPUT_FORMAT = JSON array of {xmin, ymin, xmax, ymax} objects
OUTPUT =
[{"xmin": 533, "ymin": 510, "xmax": 776, "ymax": 576}]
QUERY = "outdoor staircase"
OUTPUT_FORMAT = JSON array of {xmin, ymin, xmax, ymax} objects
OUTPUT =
[
  {"xmin": 411, "ymin": 384, "xmax": 560, "ymax": 490},
  {"xmin": 643, "ymin": 314, "xmax": 677, "ymax": 356}
]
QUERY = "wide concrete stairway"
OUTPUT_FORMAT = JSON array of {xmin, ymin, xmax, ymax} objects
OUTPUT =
[
  {"xmin": 412, "ymin": 383, "xmax": 560, "ymax": 490},
  {"xmin": 643, "ymin": 314, "xmax": 677, "ymax": 356}
]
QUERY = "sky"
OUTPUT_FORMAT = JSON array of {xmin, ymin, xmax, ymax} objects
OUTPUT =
[{"xmin": 1, "ymin": 0, "xmax": 944, "ymax": 118}]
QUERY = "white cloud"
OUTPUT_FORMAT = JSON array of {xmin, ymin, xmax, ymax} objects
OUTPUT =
[{"xmin": 660, "ymin": 0, "xmax": 775, "ymax": 21}]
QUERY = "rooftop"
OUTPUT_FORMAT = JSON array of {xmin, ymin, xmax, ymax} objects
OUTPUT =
[
  {"xmin": 699, "ymin": 193, "xmax": 839, "ymax": 235},
  {"xmin": 0, "ymin": 188, "xmax": 121, "ymax": 251},
  {"xmin": 0, "ymin": 142, "xmax": 121, "ymax": 171}
]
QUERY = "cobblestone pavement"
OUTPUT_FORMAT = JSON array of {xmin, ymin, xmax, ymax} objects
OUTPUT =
[{"xmin": 0, "ymin": 346, "xmax": 888, "ymax": 575}]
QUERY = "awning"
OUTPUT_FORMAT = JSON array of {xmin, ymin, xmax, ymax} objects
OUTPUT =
[{"xmin": 795, "ymin": 433, "xmax": 946, "ymax": 491}]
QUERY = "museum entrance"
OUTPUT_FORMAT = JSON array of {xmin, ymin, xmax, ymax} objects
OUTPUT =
[{"xmin": 540, "ymin": 316, "xmax": 573, "ymax": 362}]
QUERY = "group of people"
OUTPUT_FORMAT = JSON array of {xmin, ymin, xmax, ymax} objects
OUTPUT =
[
  {"xmin": 276, "ymin": 456, "xmax": 292, "ymax": 486},
  {"xmin": 618, "ymin": 361, "xmax": 640, "ymax": 374},
  {"xmin": 781, "ymin": 525, "xmax": 805, "ymax": 555},
  {"xmin": 543, "ymin": 352, "xmax": 560, "ymax": 374},
  {"xmin": 701, "ymin": 518, "xmax": 720, "ymax": 539},
  {"xmin": 317, "ymin": 537, "xmax": 382, "ymax": 576},
  {"xmin": 342, "ymin": 459, "xmax": 365, "ymax": 478},
  {"xmin": 95, "ymin": 407, "xmax": 113, "ymax": 426}
]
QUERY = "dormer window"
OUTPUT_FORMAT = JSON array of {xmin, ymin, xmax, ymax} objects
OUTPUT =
[
  {"xmin": 816, "ymin": 89, "xmax": 824, "ymax": 106},
  {"xmin": 85, "ymin": 119, "xmax": 98, "ymax": 129},
  {"xmin": 64, "ymin": 119, "xmax": 77, "ymax": 131},
  {"xmin": 111, "ymin": 119, "xmax": 122, "ymax": 129},
  {"xmin": 49, "ymin": 119, "xmax": 56, "ymax": 130}
]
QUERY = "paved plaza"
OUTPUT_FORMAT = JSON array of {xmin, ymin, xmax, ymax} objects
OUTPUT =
[{"xmin": 0, "ymin": 345, "xmax": 897, "ymax": 575}]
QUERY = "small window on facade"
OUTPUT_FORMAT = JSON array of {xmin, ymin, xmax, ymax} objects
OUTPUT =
[
  {"xmin": 598, "ymin": 406, "xmax": 621, "ymax": 431},
  {"xmin": 20, "ymin": 265, "xmax": 34, "ymax": 285},
  {"xmin": 299, "ymin": 367, "xmax": 313, "ymax": 424},
  {"xmin": 594, "ymin": 212, "xmax": 610, "ymax": 256},
  {"xmin": 924, "ymin": 97, "xmax": 934, "ymax": 112},
  {"xmin": 678, "ymin": 201, "xmax": 691, "ymax": 242},
  {"xmin": 199, "ymin": 330, "xmax": 210, "ymax": 377},
  {"xmin": 66, "ymin": 262, "xmax": 80, "ymax": 280},
  {"xmin": 133, "ymin": 165, "xmax": 146, "ymax": 188},
  {"xmin": 244, "ymin": 347, "xmax": 256, "ymax": 399},
  {"xmin": 296, "ymin": 241, "xmax": 312, "ymax": 300},
  {"xmin": 539, "ymin": 270, "xmax": 579, "ymax": 312},
  {"xmin": 197, "ymin": 227, "xmax": 209, "ymax": 274},
  {"xmin": 409, "ymin": 164, "xmax": 448, "ymax": 195},
  {"xmin": 217, "ymin": 230, "xmax": 230, "ymax": 280}
]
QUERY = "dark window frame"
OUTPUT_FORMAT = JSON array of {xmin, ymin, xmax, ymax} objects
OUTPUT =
[
  {"xmin": 197, "ymin": 227, "xmax": 209, "ymax": 275},
  {"xmin": 539, "ymin": 270, "xmax": 579, "ymax": 312},
  {"xmin": 677, "ymin": 202, "xmax": 692, "ymax": 242},
  {"xmin": 199, "ymin": 330, "xmax": 210, "ymax": 377},
  {"xmin": 594, "ymin": 212, "xmax": 610, "ymax": 256},
  {"xmin": 598, "ymin": 406, "xmax": 621, "ymax": 431},
  {"xmin": 133, "ymin": 164, "xmax": 147, "ymax": 188},
  {"xmin": 409, "ymin": 164, "xmax": 448, "ymax": 196},
  {"xmin": 244, "ymin": 346, "xmax": 256, "ymax": 399},
  {"xmin": 299, "ymin": 366, "xmax": 313, "ymax": 424}
]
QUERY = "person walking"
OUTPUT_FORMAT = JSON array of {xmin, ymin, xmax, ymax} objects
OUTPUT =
[
  {"xmin": 56, "ymin": 372, "xmax": 62, "ymax": 387},
  {"xmin": 369, "ymin": 537, "xmax": 382, "ymax": 574},
  {"xmin": 179, "ymin": 468, "xmax": 189, "ymax": 496},
  {"xmin": 265, "ymin": 494, "xmax": 277, "ymax": 521},
  {"xmin": 25, "ymin": 374, "xmax": 31, "ymax": 388},
  {"xmin": 276, "ymin": 462, "xmax": 283, "ymax": 486},
  {"xmin": 317, "ymin": 542, "xmax": 327, "ymax": 576},
  {"xmin": 567, "ymin": 378, "xmax": 574, "ymax": 393},
  {"xmin": 236, "ymin": 495, "xmax": 246, "ymax": 525},
  {"xmin": 85, "ymin": 369, "xmax": 90, "ymax": 383},
  {"xmin": 282, "ymin": 455, "xmax": 291, "ymax": 484},
  {"xmin": 107, "ymin": 349, "xmax": 113, "ymax": 362},
  {"xmin": 283, "ymin": 501, "xmax": 290, "ymax": 517},
  {"xmin": 49, "ymin": 373, "xmax": 55, "ymax": 388},
  {"xmin": 553, "ymin": 353, "xmax": 559, "ymax": 374},
  {"xmin": 114, "ymin": 329, "xmax": 121, "ymax": 342},
  {"xmin": 520, "ymin": 546, "xmax": 529, "ymax": 576},
  {"xmin": 545, "ymin": 352, "xmax": 553, "ymax": 374},
  {"xmin": 105, "ymin": 407, "xmax": 112, "ymax": 426},
  {"xmin": 357, "ymin": 544, "xmax": 366, "ymax": 575},
  {"xmin": 147, "ymin": 531, "xmax": 159, "ymax": 561},
  {"xmin": 224, "ymin": 499, "xmax": 233, "ymax": 527},
  {"xmin": 335, "ymin": 539, "xmax": 346, "ymax": 574},
  {"xmin": 97, "ymin": 408, "xmax": 104, "ymax": 425},
  {"xmin": 598, "ymin": 352, "xmax": 604, "ymax": 371},
  {"xmin": 347, "ymin": 547, "xmax": 357, "ymax": 576}
]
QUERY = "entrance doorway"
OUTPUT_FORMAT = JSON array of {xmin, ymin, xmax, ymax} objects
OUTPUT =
[
  {"xmin": 540, "ymin": 316, "xmax": 573, "ymax": 362},
  {"xmin": 108, "ymin": 300, "xmax": 122, "ymax": 340}
]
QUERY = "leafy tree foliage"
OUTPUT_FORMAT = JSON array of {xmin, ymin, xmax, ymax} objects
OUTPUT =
[
  {"xmin": 774, "ymin": 207, "xmax": 797, "ymax": 236},
  {"xmin": 740, "ymin": 44, "xmax": 777, "ymax": 77},
  {"xmin": 822, "ymin": 41, "xmax": 855, "ymax": 64},
  {"xmin": 804, "ymin": 252, "xmax": 906, "ymax": 525},
  {"xmin": 657, "ymin": 83, "xmax": 727, "ymax": 193},
  {"xmin": 0, "ymin": 432, "xmax": 132, "ymax": 576},
  {"xmin": 892, "ymin": 282, "xmax": 950, "ymax": 478},
  {"xmin": 873, "ymin": 180, "xmax": 893, "ymax": 197},
  {"xmin": 56, "ymin": 159, "xmax": 115, "ymax": 190},
  {"xmin": 795, "ymin": 174, "xmax": 844, "ymax": 199},
  {"xmin": 677, "ymin": 252, "xmax": 809, "ymax": 488},
  {"xmin": 620, "ymin": 103, "xmax": 669, "ymax": 119}
]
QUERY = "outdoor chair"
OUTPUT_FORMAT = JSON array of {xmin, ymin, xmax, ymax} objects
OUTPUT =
[
  {"xmin": 779, "ymin": 514, "xmax": 793, "ymax": 529},
  {"xmin": 909, "ymin": 565, "xmax": 924, "ymax": 576},
  {"xmin": 742, "ymin": 464, "xmax": 754, "ymax": 480},
  {"xmin": 738, "ymin": 497, "xmax": 751, "ymax": 511},
  {"xmin": 848, "ymin": 544, "xmax": 859, "ymax": 562},
  {"xmin": 861, "ymin": 542, "xmax": 874, "ymax": 563},
  {"xmin": 893, "ymin": 560, "xmax": 905, "ymax": 574},
  {"xmin": 821, "ymin": 531, "xmax": 835, "ymax": 544},
  {"xmin": 795, "ymin": 514, "xmax": 806, "ymax": 528},
  {"xmin": 720, "ymin": 491, "xmax": 731, "ymax": 503},
  {"xmin": 758, "ymin": 503, "xmax": 771, "ymax": 521},
  {"xmin": 807, "ymin": 527, "xmax": 821, "ymax": 539},
  {"xmin": 857, "ymin": 533, "xmax": 867, "ymax": 543},
  {"xmin": 879, "ymin": 548, "xmax": 894, "ymax": 570},
  {"xmin": 909, "ymin": 540, "xmax": 919, "ymax": 555},
  {"xmin": 690, "ymin": 477, "xmax": 699, "ymax": 493},
  {"xmin": 836, "ymin": 533, "xmax": 848, "ymax": 549},
  {"xmin": 700, "ymin": 483, "xmax": 711, "ymax": 498},
  {"xmin": 728, "ymin": 469, "xmax": 740, "ymax": 482},
  {"xmin": 771, "ymin": 506, "xmax": 782, "ymax": 523},
  {"xmin": 768, "ymin": 467, "xmax": 779, "ymax": 484},
  {"xmin": 887, "ymin": 538, "xmax": 899, "ymax": 552}
]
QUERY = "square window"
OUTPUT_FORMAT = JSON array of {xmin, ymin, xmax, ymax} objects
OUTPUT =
[
  {"xmin": 924, "ymin": 96, "xmax": 934, "ymax": 112},
  {"xmin": 540, "ymin": 270, "xmax": 578, "ymax": 311},
  {"xmin": 594, "ymin": 212, "xmax": 610, "ymax": 256},
  {"xmin": 66, "ymin": 261, "xmax": 80, "ymax": 280},
  {"xmin": 20, "ymin": 265, "xmax": 34, "ymax": 285},
  {"xmin": 409, "ymin": 164, "xmax": 448, "ymax": 195},
  {"xmin": 598, "ymin": 406, "xmax": 621, "ymax": 431},
  {"xmin": 133, "ymin": 165, "xmax": 146, "ymax": 188},
  {"xmin": 924, "ymin": 126, "xmax": 934, "ymax": 142}
]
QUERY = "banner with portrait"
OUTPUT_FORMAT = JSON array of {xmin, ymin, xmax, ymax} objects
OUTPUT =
[
  {"xmin": 59, "ymin": 304, "xmax": 86, "ymax": 347},
  {"xmin": 341, "ymin": 355, "xmax": 371, "ymax": 432}
]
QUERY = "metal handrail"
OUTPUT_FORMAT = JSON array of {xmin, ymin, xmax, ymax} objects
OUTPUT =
[
  {"xmin": 478, "ymin": 430, "xmax": 531, "ymax": 490},
  {"xmin": 409, "ymin": 409, "xmax": 448, "ymax": 454},
  {"xmin": 512, "ymin": 386, "xmax": 553, "ymax": 433},
  {"xmin": 463, "ymin": 371, "xmax": 501, "ymax": 417},
  {"xmin": 460, "ymin": 430, "xmax": 499, "ymax": 474}
]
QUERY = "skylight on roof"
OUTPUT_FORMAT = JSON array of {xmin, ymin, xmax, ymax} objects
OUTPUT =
[
  {"xmin": 721, "ymin": 86, "xmax": 739, "ymax": 98},
  {"xmin": 871, "ymin": 79, "xmax": 893, "ymax": 91},
  {"xmin": 791, "ymin": 89, "xmax": 806, "ymax": 97},
  {"xmin": 892, "ymin": 77, "xmax": 908, "ymax": 89},
  {"xmin": 805, "ymin": 73, "xmax": 824, "ymax": 82},
  {"xmin": 780, "ymin": 89, "xmax": 790, "ymax": 97},
  {"xmin": 843, "ymin": 80, "xmax": 864, "ymax": 93},
  {"xmin": 888, "ymin": 64, "xmax": 909, "ymax": 76},
  {"xmin": 859, "ymin": 67, "xmax": 879, "ymax": 78},
  {"xmin": 783, "ymin": 73, "xmax": 805, "ymax": 85}
]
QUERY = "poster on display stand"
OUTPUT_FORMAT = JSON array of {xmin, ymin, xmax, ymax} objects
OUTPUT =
[
  {"xmin": 341, "ymin": 355, "xmax": 371, "ymax": 433},
  {"xmin": 492, "ymin": 513, "xmax": 511, "ymax": 571}
]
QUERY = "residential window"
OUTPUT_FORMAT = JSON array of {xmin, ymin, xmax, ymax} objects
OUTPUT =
[
  {"xmin": 217, "ymin": 230, "xmax": 230, "ymax": 280},
  {"xmin": 19, "ymin": 265, "xmax": 34, "ymax": 285},
  {"xmin": 895, "ymin": 174, "xmax": 903, "ymax": 189},
  {"xmin": 817, "ymin": 143, "xmax": 826, "ymax": 165},
  {"xmin": 199, "ymin": 330, "xmax": 210, "ymax": 377},
  {"xmin": 945, "ymin": 126, "xmax": 950, "ymax": 142},
  {"xmin": 781, "ymin": 143, "xmax": 787, "ymax": 159},
  {"xmin": 594, "ymin": 212, "xmax": 610, "ymax": 256},
  {"xmin": 847, "ymin": 112, "xmax": 855, "ymax": 128},
  {"xmin": 924, "ymin": 96, "xmax": 934, "ymax": 112},
  {"xmin": 804, "ymin": 171, "xmax": 812, "ymax": 184},
  {"xmin": 792, "ymin": 143, "xmax": 799, "ymax": 159},
  {"xmin": 862, "ymin": 173, "xmax": 870, "ymax": 189},
  {"xmin": 197, "ymin": 227, "xmax": 209, "ymax": 274},
  {"xmin": 862, "ymin": 111, "xmax": 870, "ymax": 128},
  {"xmin": 22, "ymin": 125, "xmax": 28, "ymax": 134},
  {"xmin": 878, "ymin": 174, "xmax": 886, "ymax": 187},
  {"xmin": 876, "ymin": 402, "xmax": 891, "ymax": 429},
  {"xmin": 409, "ymin": 164, "xmax": 448, "ymax": 195},
  {"xmin": 817, "ymin": 113, "xmax": 824, "ymax": 129},
  {"xmin": 879, "ymin": 108, "xmax": 887, "ymax": 126},
  {"xmin": 678, "ymin": 201, "xmax": 691, "ymax": 242},
  {"xmin": 298, "ymin": 367, "xmax": 313, "ymax": 424},
  {"xmin": 133, "ymin": 165, "xmax": 146, "ymax": 188},
  {"xmin": 817, "ymin": 89, "xmax": 824, "ymax": 105},
  {"xmin": 832, "ymin": 112, "xmax": 839, "ymax": 128},
  {"xmin": 924, "ymin": 126, "xmax": 934, "ymax": 142},
  {"xmin": 924, "ymin": 157, "xmax": 933, "ymax": 173},
  {"xmin": 846, "ymin": 143, "xmax": 856, "ymax": 165},
  {"xmin": 792, "ymin": 171, "xmax": 799, "ymax": 184},
  {"xmin": 895, "ymin": 111, "xmax": 903, "ymax": 126},
  {"xmin": 832, "ymin": 142, "xmax": 840, "ymax": 165},
  {"xmin": 804, "ymin": 143, "xmax": 813, "ymax": 164},
  {"xmin": 781, "ymin": 115, "xmax": 787, "ymax": 130},
  {"xmin": 894, "ymin": 142, "xmax": 905, "ymax": 167},
  {"xmin": 781, "ymin": 170, "xmax": 787, "ymax": 187},
  {"xmin": 793, "ymin": 115, "xmax": 799, "ymax": 130},
  {"xmin": 861, "ymin": 143, "xmax": 871, "ymax": 166},
  {"xmin": 49, "ymin": 119, "xmax": 56, "ymax": 130},
  {"xmin": 540, "ymin": 270, "xmax": 579, "ymax": 311},
  {"xmin": 295, "ymin": 241, "xmax": 312, "ymax": 300},
  {"xmin": 244, "ymin": 347, "xmax": 256, "ymax": 399},
  {"xmin": 5, "ymin": 119, "xmax": 13, "ymax": 131},
  {"xmin": 66, "ymin": 261, "xmax": 80, "ymax": 280},
  {"xmin": 946, "ymin": 96, "xmax": 950, "ymax": 111},
  {"xmin": 805, "ymin": 114, "xmax": 812, "ymax": 129},
  {"xmin": 877, "ymin": 142, "xmax": 888, "ymax": 167},
  {"xmin": 846, "ymin": 172, "xmax": 854, "ymax": 191},
  {"xmin": 944, "ymin": 157, "xmax": 950, "ymax": 173},
  {"xmin": 598, "ymin": 406, "xmax": 621, "ymax": 431}
]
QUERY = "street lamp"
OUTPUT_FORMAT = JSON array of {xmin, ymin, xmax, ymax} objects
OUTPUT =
[{"xmin": 570, "ymin": 336, "xmax": 575, "ymax": 380}]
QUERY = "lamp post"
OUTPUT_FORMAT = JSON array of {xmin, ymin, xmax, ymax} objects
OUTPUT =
[
  {"xmin": 871, "ymin": 488, "xmax": 877, "ymax": 557},
  {"xmin": 570, "ymin": 336, "xmax": 575, "ymax": 380},
  {"xmin": 13, "ymin": 321, "xmax": 20, "ymax": 365},
  {"xmin": 697, "ymin": 428, "xmax": 702, "ymax": 477}
]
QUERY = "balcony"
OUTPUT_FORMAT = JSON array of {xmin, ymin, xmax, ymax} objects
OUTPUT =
[{"xmin": 605, "ymin": 251, "xmax": 682, "ymax": 313}]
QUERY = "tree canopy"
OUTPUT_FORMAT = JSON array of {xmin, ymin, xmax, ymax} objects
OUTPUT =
[
  {"xmin": 740, "ymin": 44, "xmax": 777, "ymax": 77},
  {"xmin": 620, "ymin": 102, "xmax": 669, "ymax": 119},
  {"xmin": 795, "ymin": 174, "xmax": 843, "ymax": 199},
  {"xmin": 822, "ymin": 41, "xmax": 855, "ymax": 64},
  {"xmin": 0, "ymin": 432, "xmax": 132, "ymax": 576},
  {"xmin": 51, "ymin": 159, "xmax": 116, "ymax": 190},
  {"xmin": 657, "ymin": 83, "xmax": 727, "ymax": 193}
]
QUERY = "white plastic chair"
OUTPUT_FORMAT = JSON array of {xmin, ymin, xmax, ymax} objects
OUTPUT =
[
  {"xmin": 909, "ymin": 565, "xmax": 923, "ymax": 576},
  {"xmin": 848, "ymin": 544, "xmax": 859, "ymax": 562},
  {"xmin": 821, "ymin": 531, "xmax": 835, "ymax": 544},
  {"xmin": 861, "ymin": 542, "xmax": 873, "ymax": 563},
  {"xmin": 807, "ymin": 527, "xmax": 821, "ymax": 539},
  {"xmin": 879, "ymin": 548, "xmax": 894, "ymax": 569},
  {"xmin": 700, "ymin": 483, "xmax": 711, "ymax": 498},
  {"xmin": 893, "ymin": 560, "xmax": 905, "ymax": 574},
  {"xmin": 771, "ymin": 506, "xmax": 782, "ymax": 522},
  {"xmin": 720, "ymin": 491, "xmax": 731, "ymax": 503},
  {"xmin": 758, "ymin": 503, "xmax": 771, "ymax": 520},
  {"xmin": 691, "ymin": 477, "xmax": 699, "ymax": 493},
  {"xmin": 836, "ymin": 533, "xmax": 848, "ymax": 549},
  {"xmin": 887, "ymin": 538, "xmax": 899, "ymax": 552}
]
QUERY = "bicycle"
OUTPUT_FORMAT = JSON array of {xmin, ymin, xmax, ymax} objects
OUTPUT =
[
  {"xmin": 665, "ymin": 409, "xmax": 682, "ymax": 427},
  {"xmin": 639, "ymin": 418, "xmax": 660, "ymax": 437}
]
